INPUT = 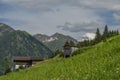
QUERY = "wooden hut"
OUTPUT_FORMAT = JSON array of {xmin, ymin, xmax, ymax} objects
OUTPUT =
[
  {"xmin": 12, "ymin": 56, "xmax": 43, "ymax": 71},
  {"xmin": 63, "ymin": 41, "xmax": 78, "ymax": 58},
  {"xmin": 64, "ymin": 44, "xmax": 72, "ymax": 57}
]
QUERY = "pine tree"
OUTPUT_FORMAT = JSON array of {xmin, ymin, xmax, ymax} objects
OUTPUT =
[
  {"xmin": 117, "ymin": 30, "xmax": 119, "ymax": 35},
  {"xmin": 64, "ymin": 41, "xmax": 70, "ymax": 47},
  {"xmin": 69, "ymin": 40, "xmax": 75, "ymax": 47},
  {"xmin": 3, "ymin": 56, "xmax": 11, "ymax": 74},
  {"xmin": 94, "ymin": 28, "xmax": 101, "ymax": 43},
  {"xmin": 102, "ymin": 25, "xmax": 109, "ymax": 40}
]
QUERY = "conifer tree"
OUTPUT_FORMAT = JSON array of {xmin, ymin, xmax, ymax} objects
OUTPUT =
[
  {"xmin": 95, "ymin": 28, "xmax": 101, "ymax": 43},
  {"xmin": 3, "ymin": 56, "xmax": 11, "ymax": 74},
  {"xmin": 102, "ymin": 25, "xmax": 109, "ymax": 40},
  {"xmin": 64, "ymin": 41, "xmax": 70, "ymax": 47},
  {"xmin": 117, "ymin": 30, "xmax": 119, "ymax": 35},
  {"xmin": 69, "ymin": 40, "xmax": 75, "ymax": 46}
]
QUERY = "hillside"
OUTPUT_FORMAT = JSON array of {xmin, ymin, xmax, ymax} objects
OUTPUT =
[
  {"xmin": 0, "ymin": 35, "xmax": 120, "ymax": 79},
  {"xmin": 0, "ymin": 23, "xmax": 14, "ymax": 36},
  {"xmin": 34, "ymin": 33, "xmax": 78, "ymax": 52},
  {"xmin": 0, "ymin": 30, "xmax": 54, "ymax": 57},
  {"xmin": 0, "ymin": 23, "xmax": 54, "ymax": 72}
]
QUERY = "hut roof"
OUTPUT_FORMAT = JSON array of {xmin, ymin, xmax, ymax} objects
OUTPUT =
[{"xmin": 12, "ymin": 56, "xmax": 43, "ymax": 61}]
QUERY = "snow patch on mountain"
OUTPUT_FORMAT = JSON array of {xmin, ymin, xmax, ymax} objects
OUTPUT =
[{"xmin": 43, "ymin": 37, "xmax": 58, "ymax": 42}]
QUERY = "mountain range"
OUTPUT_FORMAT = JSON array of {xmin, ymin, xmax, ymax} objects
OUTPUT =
[
  {"xmin": 34, "ymin": 33, "xmax": 78, "ymax": 52},
  {"xmin": 0, "ymin": 22, "xmax": 77, "ymax": 72},
  {"xmin": 0, "ymin": 23, "xmax": 54, "ymax": 70}
]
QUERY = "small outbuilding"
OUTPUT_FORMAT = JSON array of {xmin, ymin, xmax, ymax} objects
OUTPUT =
[
  {"xmin": 64, "ymin": 43, "xmax": 78, "ymax": 58},
  {"xmin": 12, "ymin": 56, "xmax": 43, "ymax": 71}
]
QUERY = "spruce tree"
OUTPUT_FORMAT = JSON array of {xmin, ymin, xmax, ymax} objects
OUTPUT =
[
  {"xmin": 3, "ymin": 56, "xmax": 11, "ymax": 74},
  {"xmin": 102, "ymin": 25, "xmax": 109, "ymax": 40},
  {"xmin": 64, "ymin": 41, "xmax": 70, "ymax": 47},
  {"xmin": 69, "ymin": 40, "xmax": 75, "ymax": 47},
  {"xmin": 95, "ymin": 28, "xmax": 101, "ymax": 43},
  {"xmin": 117, "ymin": 30, "xmax": 119, "ymax": 35}
]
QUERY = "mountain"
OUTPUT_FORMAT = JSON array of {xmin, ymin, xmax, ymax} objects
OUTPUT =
[
  {"xmin": 34, "ymin": 33, "xmax": 78, "ymax": 52},
  {"xmin": 1, "ymin": 35, "xmax": 120, "ymax": 79},
  {"xmin": 34, "ymin": 34, "xmax": 51, "ymax": 43},
  {"xmin": 0, "ymin": 30, "xmax": 54, "ymax": 57},
  {"xmin": 0, "ymin": 23, "xmax": 14, "ymax": 36},
  {"xmin": 0, "ymin": 23, "xmax": 54, "ymax": 70}
]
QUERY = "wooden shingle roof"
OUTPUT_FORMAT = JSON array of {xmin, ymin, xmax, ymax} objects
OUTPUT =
[{"xmin": 12, "ymin": 56, "xmax": 43, "ymax": 61}]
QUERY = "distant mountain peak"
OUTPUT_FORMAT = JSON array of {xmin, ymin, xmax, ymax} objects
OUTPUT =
[
  {"xmin": 35, "ymin": 34, "xmax": 49, "ymax": 37},
  {"xmin": 0, "ymin": 23, "xmax": 5, "ymax": 27},
  {"xmin": 0, "ymin": 22, "xmax": 7, "ymax": 25},
  {"xmin": 53, "ymin": 32, "xmax": 61, "ymax": 35},
  {"xmin": 0, "ymin": 23, "xmax": 14, "ymax": 36},
  {"xmin": 34, "ymin": 33, "xmax": 78, "ymax": 52},
  {"xmin": 0, "ymin": 23, "xmax": 13, "ymax": 29},
  {"xmin": 52, "ymin": 33, "xmax": 64, "ymax": 37}
]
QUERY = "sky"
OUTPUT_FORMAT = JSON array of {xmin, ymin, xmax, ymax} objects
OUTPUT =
[{"xmin": 0, "ymin": 0, "xmax": 120, "ymax": 40}]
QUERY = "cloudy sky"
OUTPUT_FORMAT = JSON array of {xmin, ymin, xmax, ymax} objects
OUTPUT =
[{"xmin": 0, "ymin": 0, "xmax": 120, "ymax": 40}]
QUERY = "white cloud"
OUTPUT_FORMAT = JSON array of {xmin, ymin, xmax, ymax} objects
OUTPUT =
[
  {"xmin": 57, "ymin": 21, "xmax": 104, "ymax": 32},
  {"xmin": 2, "ymin": 0, "xmax": 120, "ymax": 11},
  {"xmin": 0, "ymin": 5, "xmax": 104, "ymax": 34},
  {"xmin": 82, "ymin": 33, "xmax": 96, "ymax": 40},
  {"xmin": 77, "ymin": 0, "xmax": 120, "ymax": 11}
]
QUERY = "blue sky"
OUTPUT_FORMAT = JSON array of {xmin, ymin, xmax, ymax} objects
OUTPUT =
[{"xmin": 0, "ymin": 0, "xmax": 120, "ymax": 40}]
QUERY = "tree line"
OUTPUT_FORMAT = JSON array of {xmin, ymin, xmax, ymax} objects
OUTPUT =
[
  {"xmin": 77, "ymin": 25, "xmax": 119, "ymax": 48},
  {"xmin": 55, "ymin": 25, "xmax": 119, "ymax": 57}
]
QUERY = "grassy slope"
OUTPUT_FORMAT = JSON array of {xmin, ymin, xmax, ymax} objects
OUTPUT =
[{"xmin": 1, "ymin": 36, "xmax": 120, "ymax": 80}]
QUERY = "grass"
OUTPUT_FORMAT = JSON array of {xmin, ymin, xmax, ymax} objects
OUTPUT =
[{"xmin": 1, "ymin": 35, "xmax": 120, "ymax": 80}]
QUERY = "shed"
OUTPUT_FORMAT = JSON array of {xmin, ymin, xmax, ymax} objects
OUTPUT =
[
  {"xmin": 12, "ymin": 56, "xmax": 43, "ymax": 71},
  {"xmin": 64, "ymin": 43, "xmax": 78, "ymax": 58}
]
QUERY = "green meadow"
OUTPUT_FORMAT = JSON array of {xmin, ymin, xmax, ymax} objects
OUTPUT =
[{"xmin": 1, "ymin": 35, "xmax": 120, "ymax": 80}]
